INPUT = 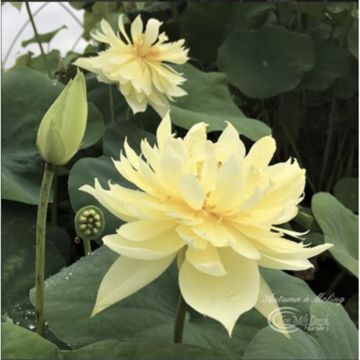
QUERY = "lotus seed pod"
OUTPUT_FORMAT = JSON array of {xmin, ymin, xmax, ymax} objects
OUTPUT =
[{"xmin": 75, "ymin": 205, "xmax": 105, "ymax": 241}]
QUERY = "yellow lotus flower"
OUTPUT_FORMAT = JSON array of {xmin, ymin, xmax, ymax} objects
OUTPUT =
[
  {"xmin": 74, "ymin": 15, "xmax": 189, "ymax": 116},
  {"xmin": 81, "ymin": 114, "xmax": 332, "ymax": 336}
]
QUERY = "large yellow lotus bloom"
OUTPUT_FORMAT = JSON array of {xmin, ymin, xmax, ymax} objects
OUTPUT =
[
  {"xmin": 74, "ymin": 15, "xmax": 189, "ymax": 116},
  {"xmin": 81, "ymin": 114, "xmax": 332, "ymax": 336}
]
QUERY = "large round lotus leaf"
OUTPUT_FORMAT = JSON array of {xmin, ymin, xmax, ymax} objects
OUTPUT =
[
  {"xmin": 171, "ymin": 64, "xmax": 271, "ymax": 141},
  {"xmin": 308, "ymin": 301, "xmax": 358, "ymax": 359},
  {"xmin": 217, "ymin": 26, "xmax": 315, "ymax": 98},
  {"xmin": 2, "ymin": 323, "xmax": 232, "ymax": 360},
  {"xmin": 244, "ymin": 301, "xmax": 357, "ymax": 360},
  {"xmin": 2, "ymin": 323, "xmax": 58, "ymax": 360},
  {"xmin": 301, "ymin": 39, "xmax": 351, "ymax": 91},
  {"xmin": 312, "ymin": 192, "xmax": 358, "ymax": 277},
  {"xmin": 244, "ymin": 327, "xmax": 326, "ymax": 359},
  {"xmin": 334, "ymin": 177, "xmax": 358, "ymax": 212},
  {"xmin": 30, "ymin": 245, "xmax": 315, "ymax": 358},
  {"xmin": 181, "ymin": 2, "xmax": 275, "ymax": 63}
]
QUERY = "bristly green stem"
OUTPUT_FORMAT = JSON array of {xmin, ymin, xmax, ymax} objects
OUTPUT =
[
  {"xmin": 173, "ymin": 294, "xmax": 187, "ymax": 343},
  {"xmin": 295, "ymin": 3, "xmax": 302, "ymax": 31},
  {"xmin": 126, "ymin": 106, "xmax": 132, "ymax": 121},
  {"xmin": 108, "ymin": 84, "xmax": 116, "ymax": 123},
  {"xmin": 319, "ymin": 99, "xmax": 337, "ymax": 189},
  {"xmin": 340, "ymin": 4, "xmax": 354, "ymax": 48},
  {"xmin": 50, "ymin": 171, "xmax": 57, "ymax": 225},
  {"xmin": 25, "ymin": 2, "xmax": 51, "ymax": 78},
  {"xmin": 325, "ymin": 269, "xmax": 346, "ymax": 297},
  {"xmin": 35, "ymin": 162, "xmax": 55, "ymax": 337},
  {"xmin": 170, "ymin": 2, "xmax": 182, "ymax": 37},
  {"xmin": 83, "ymin": 238, "xmax": 92, "ymax": 255},
  {"xmin": 280, "ymin": 121, "xmax": 316, "ymax": 194},
  {"xmin": 3, "ymin": 2, "xmax": 49, "ymax": 67},
  {"xmin": 320, "ymin": 5, "xmax": 354, "ymax": 189}
]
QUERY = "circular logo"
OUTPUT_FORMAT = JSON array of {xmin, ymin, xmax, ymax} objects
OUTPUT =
[{"xmin": 268, "ymin": 307, "xmax": 300, "ymax": 333}]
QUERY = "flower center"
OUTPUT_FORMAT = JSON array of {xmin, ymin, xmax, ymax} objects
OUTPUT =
[
  {"xmin": 133, "ymin": 36, "xmax": 159, "ymax": 61},
  {"xmin": 201, "ymin": 203, "xmax": 223, "ymax": 222}
]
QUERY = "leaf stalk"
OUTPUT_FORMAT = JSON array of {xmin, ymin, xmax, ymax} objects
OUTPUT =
[{"xmin": 35, "ymin": 162, "xmax": 55, "ymax": 336}]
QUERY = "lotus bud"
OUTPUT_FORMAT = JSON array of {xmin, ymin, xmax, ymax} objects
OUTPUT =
[{"xmin": 36, "ymin": 69, "xmax": 88, "ymax": 165}]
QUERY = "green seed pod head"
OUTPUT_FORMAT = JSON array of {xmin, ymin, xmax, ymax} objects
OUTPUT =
[
  {"xmin": 36, "ymin": 69, "xmax": 88, "ymax": 166},
  {"xmin": 75, "ymin": 205, "xmax": 105, "ymax": 241}
]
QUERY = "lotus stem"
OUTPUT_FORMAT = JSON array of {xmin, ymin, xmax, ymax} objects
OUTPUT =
[
  {"xmin": 320, "ymin": 5, "xmax": 353, "ymax": 189},
  {"xmin": 126, "ymin": 106, "xmax": 131, "ymax": 121},
  {"xmin": 74, "ymin": 206, "xmax": 104, "ymax": 256},
  {"xmin": 108, "ymin": 84, "xmax": 115, "ymax": 123},
  {"xmin": 83, "ymin": 238, "xmax": 92, "ymax": 255},
  {"xmin": 170, "ymin": 2, "xmax": 182, "ymax": 37},
  {"xmin": 35, "ymin": 162, "xmax": 55, "ymax": 337},
  {"xmin": 173, "ymin": 294, "xmax": 187, "ymax": 343},
  {"xmin": 3, "ymin": 2, "xmax": 49, "ymax": 67},
  {"xmin": 326, "ymin": 269, "xmax": 346, "ymax": 297},
  {"xmin": 319, "ymin": 99, "xmax": 337, "ymax": 189},
  {"xmin": 25, "ymin": 2, "xmax": 51, "ymax": 78},
  {"xmin": 50, "ymin": 171, "xmax": 57, "ymax": 225}
]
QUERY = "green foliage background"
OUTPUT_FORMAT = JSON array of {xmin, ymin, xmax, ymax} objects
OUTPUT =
[{"xmin": 2, "ymin": 1, "xmax": 358, "ymax": 359}]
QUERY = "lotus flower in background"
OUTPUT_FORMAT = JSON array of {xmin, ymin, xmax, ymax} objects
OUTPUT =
[
  {"xmin": 81, "ymin": 114, "xmax": 332, "ymax": 336},
  {"xmin": 74, "ymin": 15, "xmax": 189, "ymax": 116}
]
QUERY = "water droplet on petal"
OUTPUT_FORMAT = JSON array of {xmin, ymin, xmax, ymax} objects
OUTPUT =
[{"xmin": 227, "ymin": 291, "xmax": 239, "ymax": 301}]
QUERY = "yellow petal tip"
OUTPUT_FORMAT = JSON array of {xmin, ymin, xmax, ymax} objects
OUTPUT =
[
  {"xmin": 90, "ymin": 308, "xmax": 98, "ymax": 318},
  {"xmin": 90, "ymin": 304, "xmax": 103, "ymax": 318}
]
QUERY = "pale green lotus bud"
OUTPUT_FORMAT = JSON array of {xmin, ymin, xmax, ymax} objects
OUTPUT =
[{"xmin": 36, "ymin": 70, "xmax": 88, "ymax": 165}]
